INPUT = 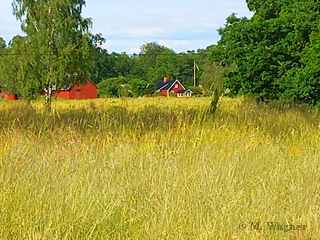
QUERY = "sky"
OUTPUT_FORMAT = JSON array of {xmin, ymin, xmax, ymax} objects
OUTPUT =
[{"xmin": 0, "ymin": 0, "xmax": 253, "ymax": 54}]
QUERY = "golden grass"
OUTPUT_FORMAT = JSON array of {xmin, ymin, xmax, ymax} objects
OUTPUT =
[{"xmin": 0, "ymin": 96, "xmax": 320, "ymax": 239}]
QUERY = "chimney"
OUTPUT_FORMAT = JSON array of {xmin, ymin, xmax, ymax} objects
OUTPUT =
[{"xmin": 163, "ymin": 77, "xmax": 168, "ymax": 83}]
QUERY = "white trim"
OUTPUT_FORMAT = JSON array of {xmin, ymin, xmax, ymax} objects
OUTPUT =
[
  {"xmin": 157, "ymin": 79, "xmax": 186, "ymax": 92},
  {"xmin": 158, "ymin": 83, "xmax": 169, "ymax": 91},
  {"xmin": 167, "ymin": 80, "xmax": 186, "ymax": 91}
]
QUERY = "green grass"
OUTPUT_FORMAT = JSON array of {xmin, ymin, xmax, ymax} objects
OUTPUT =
[{"xmin": 0, "ymin": 97, "xmax": 320, "ymax": 239}]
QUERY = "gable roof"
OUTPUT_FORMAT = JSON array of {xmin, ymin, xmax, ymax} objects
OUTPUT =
[
  {"xmin": 58, "ymin": 78, "xmax": 98, "ymax": 91},
  {"xmin": 70, "ymin": 78, "xmax": 98, "ymax": 90},
  {"xmin": 156, "ymin": 79, "xmax": 175, "ymax": 90},
  {"xmin": 156, "ymin": 79, "xmax": 186, "ymax": 91}
]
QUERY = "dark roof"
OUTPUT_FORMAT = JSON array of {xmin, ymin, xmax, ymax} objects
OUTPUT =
[
  {"xmin": 177, "ymin": 89, "xmax": 187, "ymax": 93},
  {"xmin": 156, "ymin": 79, "xmax": 176, "ymax": 91}
]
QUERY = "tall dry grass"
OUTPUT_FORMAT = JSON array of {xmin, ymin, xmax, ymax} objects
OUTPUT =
[{"xmin": 0, "ymin": 97, "xmax": 319, "ymax": 239}]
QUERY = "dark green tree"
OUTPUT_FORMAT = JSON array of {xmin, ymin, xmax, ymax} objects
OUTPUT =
[
  {"xmin": 88, "ymin": 33, "xmax": 111, "ymax": 84},
  {"xmin": 176, "ymin": 52, "xmax": 195, "ymax": 86},
  {"xmin": 139, "ymin": 42, "xmax": 178, "ymax": 82},
  {"xmin": 97, "ymin": 77, "xmax": 122, "ymax": 97},
  {"xmin": 0, "ymin": 37, "xmax": 7, "ymax": 95},
  {"xmin": 0, "ymin": 37, "xmax": 5, "ymax": 53},
  {"xmin": 0, "ymin": 36, "xmax": 41, "ymax": 99},
  {"xmin": 215, "ymin": 0, "xmax": 320, "ymax": 104},
  {"xmin": 113, "ymin": 52, "xmax": 135, "ymax": 77}
]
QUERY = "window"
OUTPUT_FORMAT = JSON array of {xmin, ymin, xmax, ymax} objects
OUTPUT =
[
  {"xmin": 178, "ymin": 93, "xmax": 183, "ymax": 97},
  {"xmin": 174, "ymin": 83, "xmax": 178, "ymax": 88},
  {"xmin": 186, "ymin": 92, "xmax": 191, "ymax": 97}
]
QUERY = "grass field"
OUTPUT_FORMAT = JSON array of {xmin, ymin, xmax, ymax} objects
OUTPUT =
[{"xmin": 0, "ymin": 96, "xmax": 320, "ymax": 239}]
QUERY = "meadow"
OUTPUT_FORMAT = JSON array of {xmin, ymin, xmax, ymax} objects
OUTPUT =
[{"xmin": 0, "ymin": 96, "xmax": 320, "ymax": 239}]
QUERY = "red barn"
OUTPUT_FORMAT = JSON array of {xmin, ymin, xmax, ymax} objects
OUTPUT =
[
  {"xmin": 53, "ymin": 79, "xmax": 98, "ymax": 99},
  {"xmin": 156, "ymin": 77, "xmax": 192, "ymax": 97},
  {"xmin": 0, "ymin": 90, "xmax": 18, "ymax": 101}
]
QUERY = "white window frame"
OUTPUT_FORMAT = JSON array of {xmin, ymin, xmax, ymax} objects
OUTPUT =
[{"xmin": 174, "ymin": 83, "xmax": 179, "ymax": 88}]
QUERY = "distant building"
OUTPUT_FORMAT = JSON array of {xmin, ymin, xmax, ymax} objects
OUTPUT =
[
  {"xmin": 156, "ymin": 77, "xmax": 192, "ymax": 97},
  {"xmin": 0, "ymin": 89, "xmax": 18, "ymax": 101},
  {"xmin": 53, "ymin": 79, "xmax": 98, "ymax": 99}
]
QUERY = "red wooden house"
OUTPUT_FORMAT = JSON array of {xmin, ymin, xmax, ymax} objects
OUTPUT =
[
  {"xmin": 156, "ymin": 77, "xmax": 192, "ymax": 97},
  {"xmin": 53, "ymin": 79, "xmax": 98, "ymax": 99}
]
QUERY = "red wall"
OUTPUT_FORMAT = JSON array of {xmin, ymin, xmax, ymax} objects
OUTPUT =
[
  {"xmin": 159, "ymin": 89, "xmax": 168, "ymax": 97},
  {"xmin": 54, "ymin": 91, "xmax": 69, "ymax": 98},
  {"xmin": 54, "ymin": 79, "xmax": 98, "ymax": 99},
  {"xmin": 0, "ymin": 91, "xmax": 18, "ymax": 100},
  {"xmin": 159, "ymin": 81, "xmax": 185, "ymax": 97},
  {"xmin": 171, "ymin": 83, "xmax": 185, "ymax": 97}
]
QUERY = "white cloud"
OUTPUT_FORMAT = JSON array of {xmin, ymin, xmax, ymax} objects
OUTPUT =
[
  {"xmin": 0, "ymin": 0, "xmax": 253, "ymax": 52},
  {"xmin": 158, "ymin": 39, "xmax": 190, "ymax": 49},
  {"xmin": 129, "ymin": 27, "xmax": 165, "ymax": 38},
  {"xmin": 101, "ymin": 26, "xmax": 166, "ymax": 38},
  {"xmin": 103, "ymin": 39, "xmax": 143, "ymax": 53}
]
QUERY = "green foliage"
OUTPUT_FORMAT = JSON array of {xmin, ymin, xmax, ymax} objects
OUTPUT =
[
  {"xmin": 0, "ymin": 36, "xmax": 42, "ymax": 99},
  {"xmin": 7, "ymin": 0, "xmax": 320, "ymax": 107},
  {"xmin": 77, "ymin": 40, "xmax": 210, "ymax": 97},
  {"xmin": 176, "ymin": 52, "xmax": 196, "ymax": 86},
  {"xmin": 200, "ymin": 60, "xmax": 236, "ymax": 92},
  {"xmin": 12, "ymin": 0, "xmax": 92, "ymax": 110},
  {"xmin": 0, "ymin": 37, "xmax": 5, "ymax": 52},
  {"xmin": 97, "ymin": 77, "xmax": 156, "ymax": 98},
  {"xmin": 199, "ymin": 45, "xmax": 237, "ymax": 113},
  {"xmin": 88, "ymin": 33, "xmax": 110, "ymax": 84},
  {"xmin": 139, "ymin": 42, "xmax": 178, "ymax": 82},
  {"xmin": 215, "ymin": 0, "xmax": 320, "ymax": 105},
  {"xmin": 97, "ymin": 77, "xmax": 129, "ymax": 98},
  {"xmin": 188, "ymin": 86, "xmax": 204, "ymax": 97},
  {"xmin": 130, "ymin": 78, "xmax": 155, "ymax": 97}
]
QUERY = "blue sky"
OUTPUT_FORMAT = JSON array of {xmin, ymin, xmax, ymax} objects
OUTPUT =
[{"xmin": 0, "ymin": 0, "xmax": 252, "ymax": 53}]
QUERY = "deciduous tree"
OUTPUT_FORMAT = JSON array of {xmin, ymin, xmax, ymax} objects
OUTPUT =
[
  {"xmin": 12, "ymin": 0, "xmax": 92, "ymax": 110},
  {"xmin": 215, "ymin": 0, "xmax": 320, "ymax": 104}
]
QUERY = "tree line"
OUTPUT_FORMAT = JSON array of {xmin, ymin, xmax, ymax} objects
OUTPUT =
[
  {"xmin": 0, "ymin": 34, "xmax": 218, "ymax": 100},
  {"xmin": 1, "ymin": 0, "xmax": 320, "ymax": 109},
  {"xmin": 214, "ymin": 0, "xmax": 320, "ymax": 106}
]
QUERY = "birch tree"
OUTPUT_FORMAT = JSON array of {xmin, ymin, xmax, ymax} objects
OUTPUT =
[{"xmin": 12, "ymin": 0, "xmax": 92, "ymax": 111}]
